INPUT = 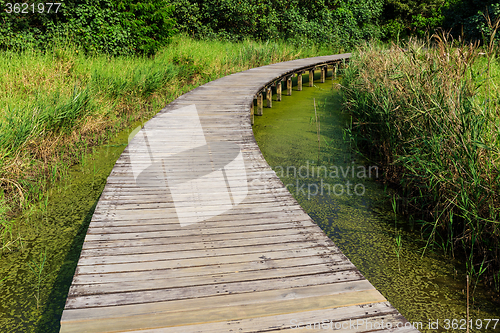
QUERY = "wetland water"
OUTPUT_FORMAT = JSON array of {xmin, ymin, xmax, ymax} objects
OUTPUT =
[
  {"xmin": 252, "ymin": 74, "xmax": 500, "ymax": 332},
  {"xmin": 0, "ymin": 125, "xmax": 136, "ymax": 332}
]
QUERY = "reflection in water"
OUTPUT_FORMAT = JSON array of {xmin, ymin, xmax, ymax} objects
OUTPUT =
[{"xmin": 253, "ymin": 75, "xmax": 500, "ymax": 333}]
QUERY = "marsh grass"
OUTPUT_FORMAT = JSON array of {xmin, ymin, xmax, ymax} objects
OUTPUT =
[
  {"xmin": 392, "ymin": 194, "xmax": 403, "ymax": 272},
  {"xmin": 342, "ymin": 35, "xmax": 500, "ymax": 293},
  {"xmin": 0, "ymin": 35, "xmax": 333, "ymax": 250},
  {"xmin": 27, "ymin": 248, "xmax": 47, "ymax": 310}
]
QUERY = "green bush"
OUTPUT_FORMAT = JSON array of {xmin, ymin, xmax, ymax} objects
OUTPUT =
[
  {"xmin": 0, "ymin": 0, "xmax": 176, "ymax": 55},
  {"xmin": 116, "ymin": 0, "xmax": 176, "ymax": 55},
  {"xmin": 378, "ymin": 0, "xmax": 498, "ymax": 42},
  {"xmin": 62, "ymin": 0, "xmax": 134, "ymax": 55},
  {"xmin": 443, "ymin": 1, "xmax": 499, "ymax": 41},
  {"xmin": 333, "ymin": 0, "xmax": 384, "ymax": 42},
  {"xmin": 171, "ymin": 0, "xmax": 384, "ymax": 47},
  {"xmin": 380, "ymin": 0, "xmax": 452, "ymax": 39}
]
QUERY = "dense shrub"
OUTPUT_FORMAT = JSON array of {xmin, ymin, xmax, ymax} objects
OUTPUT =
[
  {"xmin": 380, "ymin": 0, "xmax": 500, "ymax": 42},
  {"xmin": 444, "ymin": 1, "xmax": 500, "ymax": 42},
  {"xmin": 170, "ymin": 0, "xmax": 498, "ymax": 46},
  {"xmin": 170, "ymin": 0, "xmax": 384, "ymax": 47},
  {"xmin": 380, "ymin": 0, "xmax": 452, "ymax": 39},
  {"xmin": 3, "ymin": 0, "xmax": 497, "ymax": 54},
  {"xmin": 334, "ymin": 0, "xmax": 384, "ymax": 42},
  {"xmin": 0, "ymin": 0, "xmax": 176, "ymax": 55}
]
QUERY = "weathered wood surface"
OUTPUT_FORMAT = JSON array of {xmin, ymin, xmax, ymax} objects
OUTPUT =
[{"xmin": 60, "ymin": 55, "xmax": 420, "ymax": 332}]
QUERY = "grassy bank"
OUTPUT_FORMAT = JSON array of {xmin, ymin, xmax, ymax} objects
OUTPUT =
[
  {"xmin": 0, "ymin": 36, "xmax": 335, "ymax": 331},
  {"xmin": 341, "ymin": 35, "xmax": 500, "ymax": 295},
  {"xmin": 0, "ymin": 35, "xmax": 334, "ymax": 249}
]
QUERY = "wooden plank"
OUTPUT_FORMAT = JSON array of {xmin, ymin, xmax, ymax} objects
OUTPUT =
[
  {"xmin": 69, "ymin": 262, "xmax": 358, "ymax": 296},
  {"xmin": 89, "ymin": 206, "xmax": 310, "ymax": 222},
  {"xmin": 73, "ymin": 247, "xmax": 344, "ymax": 275},
  {"xmin": 86, "ymin": 217, "xmax": 316, "ymax": 233},
  {"xmin": 79, "ymin": 231, "xmax": 332, "ymax": 255},
  {"xmin": 72, "ymin": 255, "xmax": 351, "ymax": 285},
  {"xmin": 120, "ymin": 302, "xmax": 410, "ymax": 333},
  {"xmin": 80, "ymin": 226, "xmax": 325, "ymax": 250},
  {"xmin": 87, "ymin": 213, "xmax": 314, "ymax": 229},
  {"xmin": 83, "ymin": 225, "xmax": 321, "ymax": 245},
  {"xmin": 83, "ymin": 220, "xmax": 318, "ymax": 242},
  {"xmin": 91, "ymin": 198, "xmax": 301, "ymax": 213},
  {"xmin": 93, "ymin": 192, "xmax": 304, "ymax": 206},
  {"xmin": 86, "ymin": 211, "xmax": 315, "ymax": 228},
  {"xmin": 61, "ymin": 290, "xmax": 386, "ymax": 333},
  {"xmin": 61, "ymin": 286, "xmax": 385, "ymax": 328},
  {"xmin": 121, "ymin": 312, "xmax": 417, "ymax": 333},
  {"xmin": 76, "ymin": 241, "xmax": 335, "ymax": 266},
  {"xmin": 66, "ymin": 270, "xmax": 366, "ymax": 309}
]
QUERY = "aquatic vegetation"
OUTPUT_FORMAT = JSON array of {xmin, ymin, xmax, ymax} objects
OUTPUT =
[
  {"xmin": 392, "ymin": 194, "xmax": 403, "ymax": 272},
  {"xmin": 27, "ymin": 249, "xmax": 47, "ymax": 310},
  {"xmin": 341, "ymin": 33, "xmax": 500, "ymax": 293},
  {"xmin": 0, "ymin": 129, "xmax": 129, "ymax": 332}
]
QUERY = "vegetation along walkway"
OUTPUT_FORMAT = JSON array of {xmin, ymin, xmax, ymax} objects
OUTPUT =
[{"xmin": 59, "ymin": 55, "xmax": 420, "ymax": 333}]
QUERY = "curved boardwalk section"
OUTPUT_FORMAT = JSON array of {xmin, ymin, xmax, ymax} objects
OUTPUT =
[{"xmin": 60, "ymin": 55, "xmax": 419, "ymax": 333}]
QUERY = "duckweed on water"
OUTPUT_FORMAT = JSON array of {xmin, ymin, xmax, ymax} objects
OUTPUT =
[
  {"xmin": 0, "ymin": 124, "xmax": 137, "ymax": 332},
  {"xmin": 253, "ymin": 73, "xmax": 500, "ymax": 333}
]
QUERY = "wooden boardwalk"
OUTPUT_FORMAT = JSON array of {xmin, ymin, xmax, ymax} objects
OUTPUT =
[{"xmin": 60, "ymin": 55, "xmax": 420, "ymax": 333}]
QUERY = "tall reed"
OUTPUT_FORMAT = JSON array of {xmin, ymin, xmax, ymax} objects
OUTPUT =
[{"xmin": 341, "ymin": 35, "xmax": 500, "ymax": 292}]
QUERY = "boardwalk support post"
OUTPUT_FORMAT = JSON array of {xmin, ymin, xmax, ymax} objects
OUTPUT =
[
  {"xmin": 297, "ymin": 72, "xmax": 303, "ymax": 91},
  {"xmin": 309, "ymin": 69, "xmax": 314, "ymax": 87},
  {"xmin": 277, "ymin": 81, "xmax": 282, "ymax": 101},
  {"xmin": 250, "ymin": 102, "xmax": 254, "ymax": 125},
  {"xmin": 257, "ymin": 93, "xmax": 263, "ymax": 116},
  {"xmin": 321, "ymin": 66, "xmax": 326, "ymax": 83},
  {"xmin": 266, "ymin": 87, "xmax": 272, "ymax": 108},
  {"xmin": 287, "ymin": 76, "xmax": 292, "ymax": 96}
]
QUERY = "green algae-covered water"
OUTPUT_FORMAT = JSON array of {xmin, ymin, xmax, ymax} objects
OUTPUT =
[
  {"xmin": 253, "ymin": 74, "xmax": 500, "ymax": 332},
  {"xmin": 0, "ymin": 124, "xmax": 141, "ymax": 332}
]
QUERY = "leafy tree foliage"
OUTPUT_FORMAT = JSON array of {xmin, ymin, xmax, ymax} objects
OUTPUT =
[
  {"xmin": 380, "ymin": 0, "xmax": 452, "ymax": 38},
  {"xmin": 379, "ymin": 0, "xmax": 500, "ymax": 42},
  {"xmin": 0, "ymin": 0, "xmax": 176, "ymax": 55},
  {"xmin": 171, "ymin": 0, "xmax": 498, "ymax": 46},
  {"xmin": 171, "ymin": 0, "xmax": 384, "ymax": 47},
  {"xmin": 443, "ymin": 1, "xmax": 500, "ymax": 42},
  {"xmin": 333, "ymin": 0, "xmax": 384, "ymax": 41},
  {"xmin": 1, "ymin": 0, "xmax": 497, "ymax": 55}
]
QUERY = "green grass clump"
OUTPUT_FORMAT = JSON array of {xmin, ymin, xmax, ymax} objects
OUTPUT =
[
  {"xmin": 0, "ymin": 35, "xmax": 336, "ymax": 250},
  {"xmin": 341, "ymin": 35, "xmax": 500, "ymax": 293}
]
